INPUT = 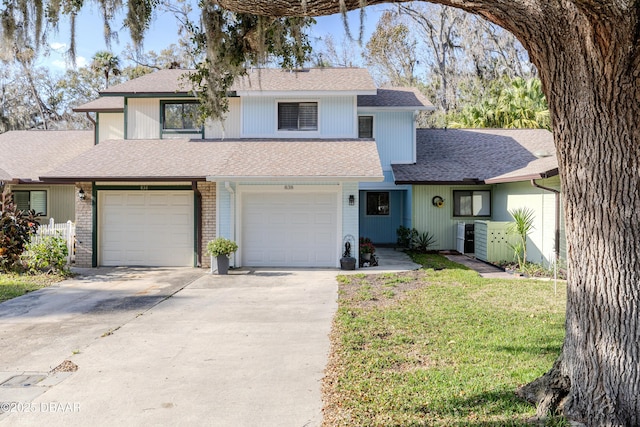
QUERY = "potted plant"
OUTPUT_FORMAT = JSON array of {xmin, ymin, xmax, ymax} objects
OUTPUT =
[
  {"xmin": 359, "ymin": 237, "xmax": 375, "ymax": 261},
  {"xmin": 206, "ymin": 237, "xmax": 238, "ymax": 275}
]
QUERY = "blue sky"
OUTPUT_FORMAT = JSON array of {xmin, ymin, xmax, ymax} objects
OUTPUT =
[{"xmin": 41, "ymin": 3, "xmax": 388, "ymax": 73}]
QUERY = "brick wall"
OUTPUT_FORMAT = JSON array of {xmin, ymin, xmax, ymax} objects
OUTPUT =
[
  {"xmin": 198, "ymin": 181, "xmax": 216, "ymax": 269},
  {"xmin": 74, "ymin": 182, "xmax": 93, "ymax": 268}
]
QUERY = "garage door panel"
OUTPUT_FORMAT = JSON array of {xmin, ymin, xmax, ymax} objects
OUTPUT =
[
  {"xmin": 100, "ymin": 190, "xmax": 194, "ymax": 267},
  {"xmin": 242, "ymin": 191, "xmax": 337, "ymax": 267}
]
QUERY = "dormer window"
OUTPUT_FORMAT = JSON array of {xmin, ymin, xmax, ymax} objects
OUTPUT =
[
  {"xmin": 278, "ymin": 102, "xmax": 318, "ymax": 131},
  {"xmin": 162, "ymin": 101, "xmax": 200, "ymax": 131}
]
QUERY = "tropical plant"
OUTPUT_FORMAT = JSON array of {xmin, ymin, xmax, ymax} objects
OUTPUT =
[
  {"xmin": 91, "ymin": 51, "xmax": 122, "ymax": 89},
  {"xmin": 507, "ymin": 207, "xmax": 535, "ymax": 270},
  {"xmin": 23, "ymin": 233, "xmax": 69, "ymax": 274},
  {"xmin": 206, "ymin": 237, "xmax": 238, "ymax": 257},
  {"xmin": 0, "ymin": 196, "xmax": 40, "ymax": 272},
  {"xmin": 412, "ymin": 231, "xmax": 437, "ymax": 253}
]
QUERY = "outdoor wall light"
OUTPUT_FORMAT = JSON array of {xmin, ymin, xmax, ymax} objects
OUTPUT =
[
  {"xmin": 349, "ymin": 195, "xmax": 355, "ymax": 206},
  {"xmin": 78, "ymin": 188, "xmax": 86, "ymax": 200}
]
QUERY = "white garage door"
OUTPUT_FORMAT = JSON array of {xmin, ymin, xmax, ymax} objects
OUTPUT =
[
  {"xmin": 99, "ymin": 191, "xmax": 194, "ymax": 266},
  {"xmin": 242, "ymin": 191, "xmax": 338, "ymax": 267}
]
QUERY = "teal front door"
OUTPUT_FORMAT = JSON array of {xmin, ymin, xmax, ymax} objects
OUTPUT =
[{"xmin": 359, "ymin": 190, "xmax": 405, "ymax": 244}]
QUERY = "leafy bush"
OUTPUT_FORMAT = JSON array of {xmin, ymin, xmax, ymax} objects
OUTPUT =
[
  {"xmin": 23, "ymin": 234, "xmax": 69, "ymax": 274},
  {"xmin": 359, "ymin": 237, "xmax": 375, "ymax": 255},
  {"xmin": 206, "ymin": 237, "xmax": 238, "ymax": 257},
  {"xmin": 0, "ymin": 199, "xmax": 40, "ymax": 272},
  {"xmin": 507, "ymin": 207, "xmax": 535, "ymax": 270},
  {"xmin": 396, "ymin": 225, "xmax": 418, "ymax": 248}
]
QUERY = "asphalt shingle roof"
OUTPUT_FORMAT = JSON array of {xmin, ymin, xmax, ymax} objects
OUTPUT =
[
  {"xmin": 358, "ymin": 88, "xmax": 435, "ymax": 110},
  {"xmin": 232, "ymin": 68, "xmax": 376, "ymax": 93},
  {"xmin": 392, "ymin": 128, "xmax": 557, "ymax": 184},
  {"xmin": 42, "ymin": 139, "xmax": 384, "ymax": 182},
  {"xmin": 0, "ymin": 130, "xmax": 94, "ymax": 182},
  {"xmin": 73, "ymin": 96, "xmax": 124, "ymax": 112},
  {"xmin": 99, "ymin": 68, "xmax": 377, "ymax": 96}
]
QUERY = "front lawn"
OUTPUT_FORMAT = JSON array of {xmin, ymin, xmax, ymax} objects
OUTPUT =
[
  {"xmin": 0, "ymin": 273, "xmax": 63, "ymax": 303},
  {"xmin": 323, "ymin": 254, "xmax": 567, "ymax": 426}
]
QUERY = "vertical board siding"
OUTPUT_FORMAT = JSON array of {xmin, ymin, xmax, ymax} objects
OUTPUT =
[
  {"xmin": 8, "ymin": 185, "xmax": 75, "ymax": 223},
  {"xmin": 242, "ymin": 97, "xmax": 275, "ymax": 136},
  {"xmin": 206, "ymin": 98, "xmax": 241, "ymax": 139},
  {"xmin": 359, "ymin": 190, "xmax": 405, "ymax": 244},
  {"xmin": 127, "ymin": 98, "xmax": 160, "ymax": 139},
  {"xmin": 413, "ymin": 185, "xmax": 493, "ymax": 250},
  {"xmin": 320, "ymin": 96, "xmax": 356, "ymax": 138},
  {"xmin": 98, "ymin": 112, "xmax": 124, "ymax": 143},
  {"xmin": 342, "ymin": 182, "xmax": 359, "ymax": 260},
  {"xmin": 242, "ymin": 96, "xmax": 356, "ymax": 138},
  {"xmin": 359, "ymin": 110, "xmax": 414, "ymax": 169},
  {"xmin": 493, "ymin": 180, "xmax": 557, "ymax": 266}
]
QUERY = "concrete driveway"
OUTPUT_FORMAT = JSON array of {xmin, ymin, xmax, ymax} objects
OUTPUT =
[{"xmin": 0, "ymin": 267, "xmax": 338, "ymax": 427}]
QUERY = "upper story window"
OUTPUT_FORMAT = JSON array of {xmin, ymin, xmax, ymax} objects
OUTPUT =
[
  {"xmin": 359, "ymin": 116, "xmax": 373, "ymax": 138},
  {"xmin": 13, "ymin": 190, "xmax": 47, "ymax": 216},
  {"xmin": 162, "ymin": 101, "xmax": 200, "ymax": 131},
  {"xmin": 278, "ymin": 102, "xmax": 318, "ymax": 131},
  {"xmin": 453, "ymin": 190, "xmax": 491, "ymax": 217}
]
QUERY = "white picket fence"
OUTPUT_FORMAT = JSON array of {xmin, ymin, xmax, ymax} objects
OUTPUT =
[{"xmin": 31, "ymin": 218, "xmax": 76, "ymax": 265}]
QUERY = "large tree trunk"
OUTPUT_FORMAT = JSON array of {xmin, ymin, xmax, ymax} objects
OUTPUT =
[{"xmin": 209, "ymin": 0, "xmax": 640, "ymax": 424}]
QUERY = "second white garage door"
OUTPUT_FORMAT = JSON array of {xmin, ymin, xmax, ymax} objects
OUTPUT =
[
  {"xmin": 241, "ymin": 191, "xmax": 338, "ymax": 267},
  {"xmin": 99, "ymin": 190, "xmax": 194, "ymax": 266}
]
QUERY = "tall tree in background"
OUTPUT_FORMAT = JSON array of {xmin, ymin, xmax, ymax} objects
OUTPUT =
[
  {"xmin": 363, "ymin": 11, "xmax": 418, "ymax": 86},
  {"xmin": 91, "ymin": 51, "xmax": 121, "ymax": 89}
]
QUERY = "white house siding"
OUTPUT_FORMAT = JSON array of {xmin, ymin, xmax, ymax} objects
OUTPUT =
[
  {"xmin": 98, "ymin": 112, "xmax": 124, "ymax": 143},
  {"xmin": 127, "ymin": 98, "xmax": 160, "ymax": 139},
  {"xmin": 241, "ymin": 96, "xmax": 356, "ymax": 138},
  {"xmin": 492, "ymin": 176, "xmax": 565, "ymax": 266},
  {"xmin": 8, "ymin": 184, "xmax": 75, "ymax": 223},
  {"xmin": 412, "ymin": 185, "xmax": 494, "ymax": 251},
  {"xmin": 206, "ymin": 98, "xmax": 241, "ymax": 139},
  {"xmin": 342, "ymin": 182, "xmax": 360, "ymax": 261},
  {"xmin": 358, "ymin": 111, "xmax": 414, "ymax": 170}
]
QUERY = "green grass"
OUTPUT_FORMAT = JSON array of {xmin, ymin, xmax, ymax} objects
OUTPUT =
[
  {"xmin": 0, "ymin": 273, "xmax": 63, "ymax": 303},
  {"xmin": 324, "ymin": 254, "xmax": 567, "ymax": 426}
]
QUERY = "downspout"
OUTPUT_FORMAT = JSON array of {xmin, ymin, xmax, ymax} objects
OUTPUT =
[
  {"xmin": 224, "ymin": 181, "xmax": 236, "ymax": 268},
  {"xmin": 192, "ymin": 181, "xmax": 202, "ymax": 268},
  {"xmin": 530, "ymin": 178, "xmax": 560, "ymax": 261}
]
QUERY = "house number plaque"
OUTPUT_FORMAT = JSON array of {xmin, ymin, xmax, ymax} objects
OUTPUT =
[{"xmin": 284, "ymin": 185, "xmax": 294, "ymax": 190}]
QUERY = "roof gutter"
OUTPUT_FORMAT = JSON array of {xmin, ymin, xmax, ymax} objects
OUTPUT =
[{"xmin": 531, "ymin": 179, "xmax": 561, "ymax": 261}]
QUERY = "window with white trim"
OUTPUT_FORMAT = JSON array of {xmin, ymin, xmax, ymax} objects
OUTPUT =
[
  {"xmin": 278, "ymin": 102, "xmax": 318, "ymax": 131},
  {"xmin": 13, "ymin": 190, "xmax": 47, "ymax": 215},
  {"xmin": 358, "ymin": 116, "xmax": 373, "ymax": 138},
  {"xmin": 162, "ymin": 101, "xmax": 200, "ymax": 131},
  {"xmin": 453, "ymin": 190, "xmax": 491, "ymax": 217}
]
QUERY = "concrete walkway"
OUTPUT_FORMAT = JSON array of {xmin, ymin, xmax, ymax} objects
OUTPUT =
[{"xmin": 443, "ymin": 254, "xmax": 515, "ymax": 279}]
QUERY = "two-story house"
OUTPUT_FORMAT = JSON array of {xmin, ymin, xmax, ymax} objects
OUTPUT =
[{"xmin": 42, "ymin": 68, "xmax": 433, "ymax": 269}]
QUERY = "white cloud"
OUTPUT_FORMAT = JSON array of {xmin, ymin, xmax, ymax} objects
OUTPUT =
[
  {"xmin": 51, "ymin": 59, "xmax": 67, "ymax": 69},
  {"xmin": 76, "ymin": 56, "xmax": 88, "ymax": 68}
]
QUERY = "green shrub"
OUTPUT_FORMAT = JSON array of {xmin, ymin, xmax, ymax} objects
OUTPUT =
[
  {"xmin": 0, "ymin": 199, "xmax": 40, "ymax": 272},
  {"xmin": 206, "ymin": 237, "xmax": 238, "ymax": 257},
  {"xmin": 23, "ymin": 234, "xmax": 69, "ymax": 274}
]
